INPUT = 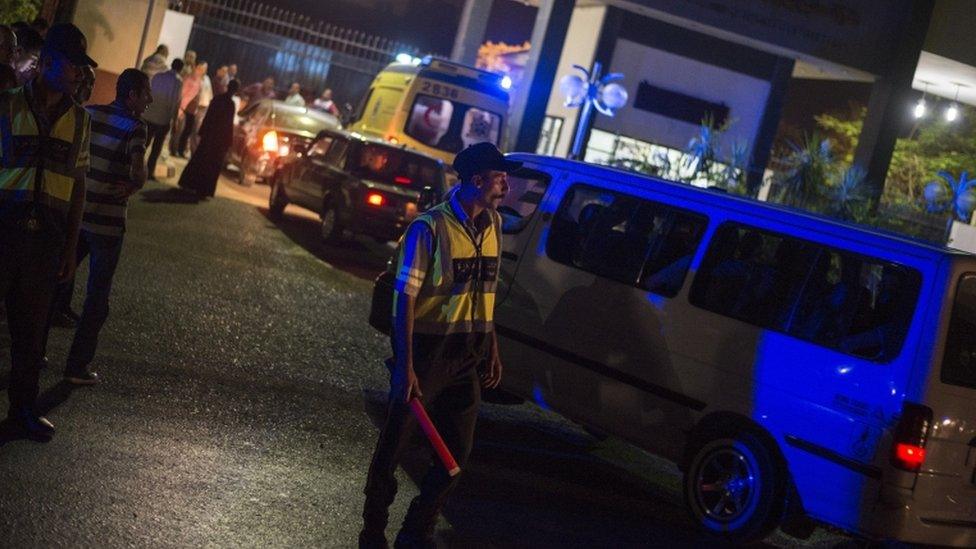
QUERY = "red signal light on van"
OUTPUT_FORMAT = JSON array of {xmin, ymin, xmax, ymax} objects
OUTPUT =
[
  {"xmin": 894, "ymin": 443, "xmax": 926, "ymax": 469},
  {"xmin": 890, "ymin": 402, "xmax": 932, "ymax": 472},
  {"xmin": 366, "ymin": 192, "xmax": 385, "ymax": 207}
]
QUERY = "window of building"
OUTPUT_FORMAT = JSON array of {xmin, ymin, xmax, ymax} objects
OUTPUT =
[
  {"xmin": 584, "ymin": 128, "xmax": 729, "ymax": 187},
  {"xmin": 536, "ymin": 116, "xmax": 564, "ymax": 156},
  {"xmin": 689, "ymin": 223, "xmax": 921, "ymax": 361},
  {"xmin": 546, "ymin": 184, "xmax": 707, "ymax": 296},
  {"xmin": 497, "ymin": 169, "xmax": 550, "ymax": 234},
  {"xmin": 942, "ymin": 275, "xmax": 976, "ymax": 389},
  {"xmin": 404, "ymin": 94, "xmax": 502, "ymax": 153}
]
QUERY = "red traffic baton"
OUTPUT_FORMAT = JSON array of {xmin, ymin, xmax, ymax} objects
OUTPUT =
[{"xmin": 409, "ymin": 398, "xmax": 461, "ymax": 477}]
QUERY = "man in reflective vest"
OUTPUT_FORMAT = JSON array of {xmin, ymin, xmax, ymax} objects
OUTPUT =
[
  {"xmin": 0, "ymin": 23, "xmax": 94, "ymax": 439},
  {"xmin": 360, "ymin": 142, "xmax": 517, "ymax": 548}
]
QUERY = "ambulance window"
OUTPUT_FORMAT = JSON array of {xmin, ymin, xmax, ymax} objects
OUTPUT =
[
  {"xmin": 498, "ymin": 169, "xmax": 550, "ymax": 234},
  {"xmin": 943, "ymin": 275, "xmax": 976, "ymax": 389},
  {"xmin": 405, "ymin": 94, "xmax": 502, "ymax": 153},
  {"xmin": 546, "ymin": 184, "xmax": 707, "ymax": 294}
]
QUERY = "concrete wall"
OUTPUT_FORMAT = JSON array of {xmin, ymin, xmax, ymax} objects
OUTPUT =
[
  {"xmin": 596, "ymin": 38, "xmax": 770, "ymax": 155},
  {"xmin": 74, "ymin": 0, "xmax": 168, "ymax": 104},
  {"xmin": 542, "ymin": 5, "xmax": 607, "ymax": 158}
]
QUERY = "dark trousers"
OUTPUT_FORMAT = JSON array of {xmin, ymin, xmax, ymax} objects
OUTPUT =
[
  {"xmin": 66, "ymin": 230, "xmax": 124, "ymax": 373},
  {"xmin": 177, "ymin": 112, "xmax": 196, "ymax": 157},
  {"xmin": 0, "ymin": 226, "xmax": 64, "ymax": 415},
  {"xmin": 362, "ymin": 363, "xmax": 481, "ymax": 539},
  {"xmin": 145, "ymin": 122, "xmax": 170, "ymax": 178}
]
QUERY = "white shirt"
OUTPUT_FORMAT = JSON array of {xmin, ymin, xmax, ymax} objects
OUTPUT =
[
  {"xmin": 285, "ymin": 93, "xmax": 306, "ymax": 107},
  {"xmin": 198, "ymin": 75, "xmax": 213, "ymax": 109}
]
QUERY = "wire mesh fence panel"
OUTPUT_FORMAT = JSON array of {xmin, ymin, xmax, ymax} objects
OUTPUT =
[{"xmin": 170, "ymin": 0, "xmax": 419, "ymax": 111}]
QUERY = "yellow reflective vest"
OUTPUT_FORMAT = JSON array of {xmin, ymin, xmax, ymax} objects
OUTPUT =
[
  {"xmin": 0, "ymin": 85, "xmax": 90, "ymax": 217},
  {"xmin": 409, "ymin": 200, "xmax": 501, "ymax": 337}
]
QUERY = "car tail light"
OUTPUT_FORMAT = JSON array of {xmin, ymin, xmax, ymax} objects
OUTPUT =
[
  {"xmin": 278, "ymin": 144, "xmax": 290, "ymax": 156},
  {"xmin": 394, "ymin": 176, "xmax": 412, "ymax": 185},
  {"xmin": 366, "ymin": 192, "xmax": 385, "ymax": 207},
  {"xmin": 891, "ymin": 402, "xmax": 932, "ymax": 472},
  {"xmin": 262, "ymin": 130, "xmax": 279, "ymax": 153}
]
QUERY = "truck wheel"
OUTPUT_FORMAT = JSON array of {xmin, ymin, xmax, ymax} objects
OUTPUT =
[
  {"xmin": 683, "ymin": 432, "xmax": 787, "ymax": 544},
  {"xmin": 268, "ymin": 178, "xmax": 287, "ymax": 220},
  {"xmin": 320, "ymin": 202, "xmax": 345, "ymax": 242}
]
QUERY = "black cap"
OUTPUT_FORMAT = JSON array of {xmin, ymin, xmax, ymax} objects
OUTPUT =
[
  {"xmin": 452, "ymin": 142, "xmax": 522, "ymax": 181},
  {"xmin": 42, "ymin": 23, "xmax": 97, "ymax": 68}
]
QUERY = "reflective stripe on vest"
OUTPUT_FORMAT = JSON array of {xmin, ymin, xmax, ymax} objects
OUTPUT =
[
  {"xmin": 0, "ymin": 87, "xmax": 88, "ymax": 213},
  {"xmin": 410, "ymin": 201, "xmax": 500, "ymax": 336}
]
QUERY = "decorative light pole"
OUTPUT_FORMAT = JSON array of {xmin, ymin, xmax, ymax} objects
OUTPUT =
[{"xmin": 558, "ymin": 62, "xmax": 628, "ymax": 159}]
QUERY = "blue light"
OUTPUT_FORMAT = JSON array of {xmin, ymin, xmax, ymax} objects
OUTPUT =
[{"xmin": 500, "ymin": 75, "xmax": 513, "ymax": 90}]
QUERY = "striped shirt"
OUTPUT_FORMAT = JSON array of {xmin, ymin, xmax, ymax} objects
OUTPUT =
[{"xmin": 83, "ymin": 103, "xmax": 147, "ymax": 236}]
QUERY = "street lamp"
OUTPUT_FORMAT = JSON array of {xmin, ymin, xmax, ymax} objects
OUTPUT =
[
  {"xmin": 559, "ymin": 62, "xmax": 628, "ymax": 159},
  {"xmin": 945, "ymin": 83, "xmax": 962, "ymax": 122},
  {"xmin": 914, "ymin": 81, "xmax": 930, "ymax": 119}
]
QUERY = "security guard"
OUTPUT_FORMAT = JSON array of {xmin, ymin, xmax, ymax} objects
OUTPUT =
[
  {"xmin": 360, "ymin": 142, "xmax": 518, "ymax": 548},
  {"xmin": 0, "ymin": 23, "xmax": 94, "ymax": 439}
]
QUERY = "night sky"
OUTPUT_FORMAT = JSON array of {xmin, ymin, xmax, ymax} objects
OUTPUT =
[{"xmin": 263, "ymin": 0, "xmax": 537, "ymax": 55}]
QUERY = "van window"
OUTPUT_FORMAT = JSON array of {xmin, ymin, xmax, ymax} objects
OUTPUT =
[
  {"xmin": 405, "ymin": 94, "xmax": 502, "ymax": 152},
  {"xmin": 690, "ymin": 223, "xmax": 921, "ymax": 361},
  {"xmin": 498, "ymin": 169, "xmax": 550, "ymax": 234},
  {"xmin": 349, "ymin": 144, "xmax": 443, "ymax": 191},
  {"xmin": 942, "ymin": 274, "xmax": 976, "ymax": 389},
  {"xmin": 546, "ymin": 184, "xmax": 707, "ymax": 296},
  {"xmin": 324, "ymin": 138, "xmax": 349, "ymax": 166}
]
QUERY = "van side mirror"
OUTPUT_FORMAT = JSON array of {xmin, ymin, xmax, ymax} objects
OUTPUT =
[{"xmin": 418, "ymin": 186, "xmax": 438, "ymax": 211}]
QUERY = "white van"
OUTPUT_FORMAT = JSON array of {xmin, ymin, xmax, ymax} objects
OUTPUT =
[{"xmin": 492, "ymin": 154, "xmax": 976, "ymax": 546}]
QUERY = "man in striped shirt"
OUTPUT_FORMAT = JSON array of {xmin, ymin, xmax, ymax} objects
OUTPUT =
[{"xmin": 63, "ymin": 68, "xmax": 151, "ymax": 385}]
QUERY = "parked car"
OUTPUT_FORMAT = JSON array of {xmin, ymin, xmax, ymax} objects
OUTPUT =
[
  {"xmin": 268, "ymin": 129, "xmax": 448, "ymax": 242},
  {"xmin": 228, "ymin": 99, "xmax": 341, "ymax": 186}
]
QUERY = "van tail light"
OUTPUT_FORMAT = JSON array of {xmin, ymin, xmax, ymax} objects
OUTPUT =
[
  {"xmin": 262, "ymin": 130, "xmax": 279, "ymax": 153},
  {"xmin": 890, "ymin": 402, "xmax": 932, "ymax": 472},
  {"xmin": 394, "ymin": 176, "xmax": 412, "ymax": 185},
  {"xmin": 366, "ymin": 192, "xmax": 385, "ymax": 207}
]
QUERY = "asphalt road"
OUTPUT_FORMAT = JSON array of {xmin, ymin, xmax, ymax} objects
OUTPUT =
[{"xmin": 0, "ymin": 165, "xmax": 847, "ymax": 548}]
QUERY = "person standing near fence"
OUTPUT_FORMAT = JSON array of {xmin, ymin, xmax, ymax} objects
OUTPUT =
[
  {"xmin": 142, "ymin": 58, "xmax": 183, "ymax": 181},
  {"xmin": 174, "ymin": 61, "xmax": 202, "ymax": 158},
  {"xmin": 63, "ymin": 68, "xmax": 151, "ymax": 386},
  {"xmin": 178, "ymin": 79, "xmax": 239, "ymax": 198},
  {"xmin": 0, "ymin": 23, "xmax": 94, "ymax": 438}
]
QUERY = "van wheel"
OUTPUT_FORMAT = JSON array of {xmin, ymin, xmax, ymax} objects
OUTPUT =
[
  {"xmin": 320, "ymin": 202, "xmax": 345, "ymax": 242},
  {"xmin": 268, "ymin": 178, "xmax": 287, "ymax": 220},
  {"xmin": 683, "ymin": 432, "xmax": 786, "ymax": 543}
]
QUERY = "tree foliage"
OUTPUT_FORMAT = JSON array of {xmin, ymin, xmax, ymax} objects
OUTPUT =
[{"xmin": 0, "ymin": 0, "xmax": 40, "ymax": 25}]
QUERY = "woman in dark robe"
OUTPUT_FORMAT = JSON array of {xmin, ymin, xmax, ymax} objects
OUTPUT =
[{"xmin": 179, "ymin": 79, "xmax": 240, "ymax": 198}]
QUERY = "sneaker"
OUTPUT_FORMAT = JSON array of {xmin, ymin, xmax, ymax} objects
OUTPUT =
[
  {"xmin": 64, "ymin": 368, "xmax": 100, "ymax": 386},
  {"xmin": 50, "ymin": 311, "xmax": 76, "ymax": 328},
  {"xmin": 6, "ymin": 408, "xmax": 55, "ymax": 440}
]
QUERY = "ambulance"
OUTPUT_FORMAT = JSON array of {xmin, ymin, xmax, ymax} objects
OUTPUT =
[{"xmin": 347, "ymin": 56, "xmax": 509, "ymax": 166}]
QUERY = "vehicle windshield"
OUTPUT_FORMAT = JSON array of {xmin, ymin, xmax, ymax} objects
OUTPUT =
[
  {"xmin": 272, "ymin": 109, "xmax": 338, "ymax": 133},
  {"xmin": 404, "ymin": 94, "xmax": 501, "ymax": 153},
  {"xmin": 351, "ymin": 144, "xmax": 443, "ymax": 191},
  {"xmin": 943, "ymin": 274, "xmax": 976, "ymax": 389}
]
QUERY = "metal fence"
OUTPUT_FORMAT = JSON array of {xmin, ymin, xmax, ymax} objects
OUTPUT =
[{"xmin": 169, "ymin": 0, "xmax": 420, "ymax": 112}]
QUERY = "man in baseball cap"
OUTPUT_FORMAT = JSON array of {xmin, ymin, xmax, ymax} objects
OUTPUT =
[
  {"xmin": 42, "ymin": 23, "xmax": 97, "ymax": 69},
  {"xmin": 451, "ymin": 141, "xmax": 522, "ymax": 182},
  {"xmin": 0, "ymin": 22, "xmax": 94, "ymax": 439}
]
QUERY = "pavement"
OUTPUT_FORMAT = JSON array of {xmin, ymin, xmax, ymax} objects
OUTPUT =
[{"xmin": 0, "ymin": 162, "xmax": 848, "ymax": 547}]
